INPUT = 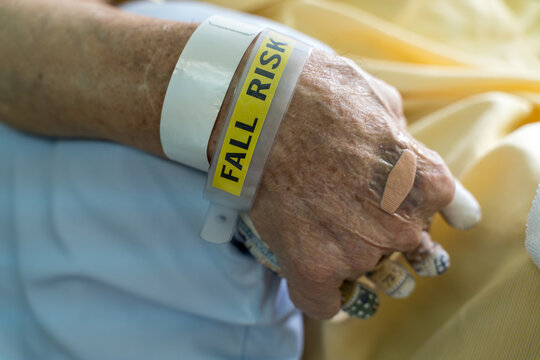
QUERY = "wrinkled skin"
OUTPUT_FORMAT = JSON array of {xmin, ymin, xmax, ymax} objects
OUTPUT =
[
  {"xmin": 222, "ymin": 50, "xmax": 455, "ymax": 319},
  {"xmin": 1, "ymin": 0, "xmax": 456, "ymax": 320}
]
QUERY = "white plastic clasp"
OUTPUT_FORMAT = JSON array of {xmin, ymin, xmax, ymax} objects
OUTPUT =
[{"xmin": 200, "ymin": 203, "xmax": 239, "ymax": 243}]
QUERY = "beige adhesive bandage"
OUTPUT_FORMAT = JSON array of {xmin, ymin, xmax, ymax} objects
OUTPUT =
[{"xmin": 380, "ymin": 149, "xmax": 417, "ymax": 214}]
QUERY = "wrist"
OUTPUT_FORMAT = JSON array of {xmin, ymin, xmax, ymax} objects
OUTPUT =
[
  {"xmin": 206, "ymin": 40, "xmax": 258, "ymax": 162},
  {"xmin": 105, "ymin": 20, "xmax": 197, "ymax": 157}
]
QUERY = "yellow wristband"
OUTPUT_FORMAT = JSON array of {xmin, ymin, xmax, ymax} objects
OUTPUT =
[{"xmin": 201, "ymin": 29, "xmax": 312, "ymax": 243}]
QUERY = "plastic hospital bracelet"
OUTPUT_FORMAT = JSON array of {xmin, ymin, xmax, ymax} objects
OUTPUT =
[
  {"xmin": 201, "ymin": 29, "xmax": 313, "ymax": 243},
  {"xmin": 160, "ymin": 16, "xmax": 262, "ymax": 172}
]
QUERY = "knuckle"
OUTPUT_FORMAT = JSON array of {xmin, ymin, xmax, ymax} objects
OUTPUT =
[
  {"xmin": 424, "ymin": 160, "xmax": 455, "ymax": 209},
  {"xmin": 398, "ymin": 226, "xmax": 422, "ymax": 251},
  {"xmin": 435, "ymin": 166, "xmax": 455, "ymax": 207},
  {"xmin": 371, "ymin": 77, "xmax": 404, "ymax": 118},
  {"xmin": 414, "ymin": 148, "xmax": 455, "ymax": 212},
  {"xmin": 289, "ymin": 261, "xmax": 338, "ymax": 289},
  {"xmin": 384, "ymin": 82, "xmax": 403, "ymax": 110},
  {"xmin": 311, "ymin": 306, "xmax": 341, "ymax": 320},
  {"xmin": 287, "ymin": 281, "xmax": 341, "ymax": 320},
  {"xmin": 303, "ymin": 298, "xmax": 341, "ymax": 320},
  {"xmin": 346, "ymin": 248, "xmax": 384, "ymax": 275},
  {"xmin": 363, "ymin": 252, "xmax": 385, "ymax": 272}
]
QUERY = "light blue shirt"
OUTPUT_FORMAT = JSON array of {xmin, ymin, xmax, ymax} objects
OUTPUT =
[
  {"xmin": 0, "ymin": 2, "xmax": 332, "ymax": 358},
  {"xmin": 0, "ymin": 119, "xmax": 304, "ymax": 359}
]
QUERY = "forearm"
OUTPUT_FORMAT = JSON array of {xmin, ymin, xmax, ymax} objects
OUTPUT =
[{"xmin": 0, "ymin": 0, "xmax": 196, "ymax": 157}]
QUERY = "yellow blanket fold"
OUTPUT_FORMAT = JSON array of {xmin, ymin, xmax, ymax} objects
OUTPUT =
[{"xmin": 208, "ymin": 0, "xmax": 540, "ymax": 358}]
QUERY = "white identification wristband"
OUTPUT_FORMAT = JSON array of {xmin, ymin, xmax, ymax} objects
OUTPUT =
[
  {"xmin": 160, "ymin": 16, "xmax": 261, "ymax": 171},
  {"xmin": 201, "ymin": 30, "xmax": 312, "ymax": 243}
]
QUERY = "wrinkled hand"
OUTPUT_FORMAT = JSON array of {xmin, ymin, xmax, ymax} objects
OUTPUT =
[{"xmin": 244, "ymin": 50, "xmax": 474, "ymax": 319}]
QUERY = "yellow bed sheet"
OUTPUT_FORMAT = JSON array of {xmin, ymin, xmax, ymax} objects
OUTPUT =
[{"xmin": 207, "ymin": 0, "xmax": 540, "ymax": 358}]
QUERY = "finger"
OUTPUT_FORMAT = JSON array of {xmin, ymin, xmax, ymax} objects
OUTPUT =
[
  {"xmin": 340, "ymin": 280, "xmax": 379, "ymax": 319},
  {"xmin": 404, "ymin": 231, "xmax": 450, "ymax": 277},
  {"xmin": 440, "ymin": 178, "xmax": 481, "ymax": 230},
  {"xmin": 240, "ymin": 214, "xmax": 351, "ymax": 319},
  {"xmin": 287, "ymin": 277, "xmax": 343, "ymax": 319},
  {"xmin": 366, "ymin": 256, "xmax": 415, "ymax": 298}
]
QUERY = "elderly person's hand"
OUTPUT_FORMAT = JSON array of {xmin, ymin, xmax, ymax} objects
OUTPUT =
[
  {"xmin": 210, "ymin": 50, "xmax": 472, "ymax": 319},
  {"xmin": 2, "ymin": 0, "xmax": 480, "ymax": 320}
]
